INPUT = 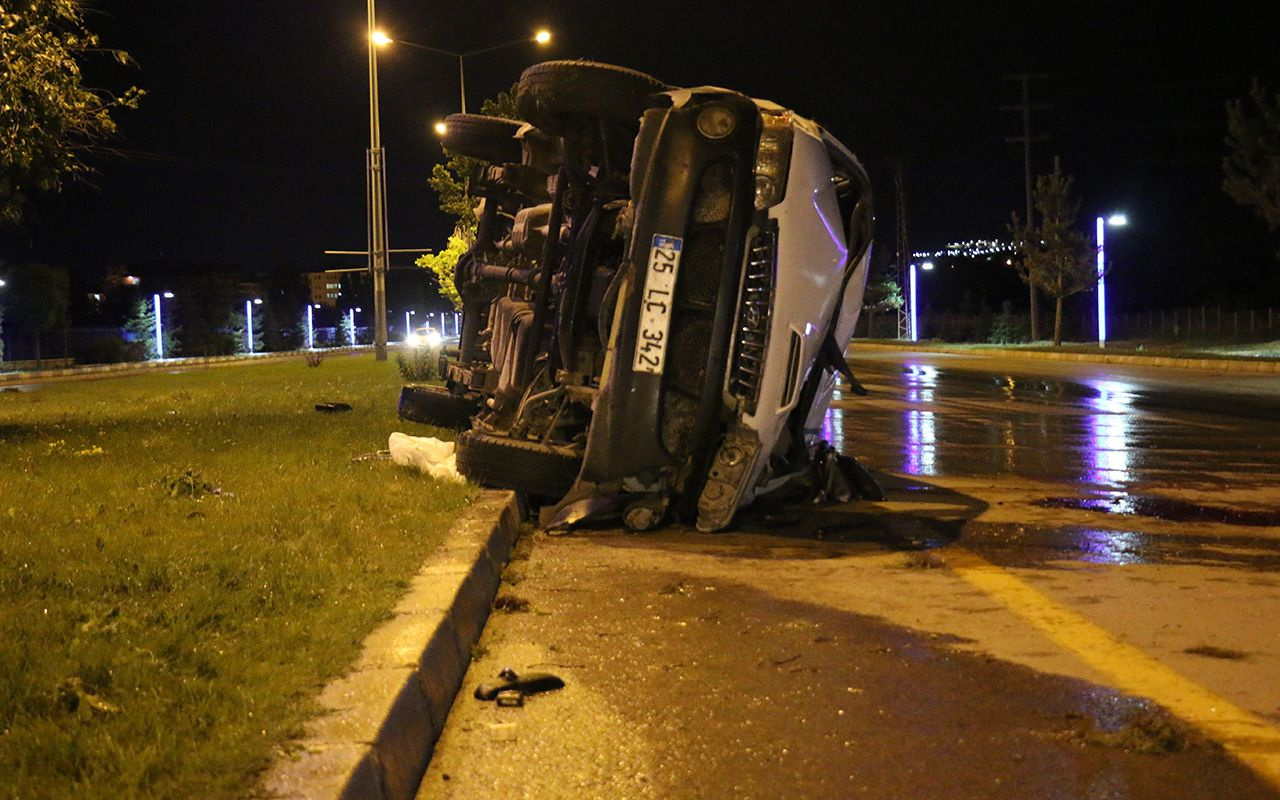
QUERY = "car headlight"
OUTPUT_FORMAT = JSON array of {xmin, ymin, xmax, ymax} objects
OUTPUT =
[
  {"xmin": 406, "ymin": 333, "xmax": 420, "ymax": 348},
  {"xmin": 425, "ymin": 330, "xmax": 443, "ymax": 348},
  {"xmin": 753, "ymin": 111, "xmax": 794, "ymax": 210}
]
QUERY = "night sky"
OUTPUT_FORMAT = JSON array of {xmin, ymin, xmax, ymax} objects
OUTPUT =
[{"xmin": 5, "ymin": 0, "xmax": 1279, "ymax": 311}]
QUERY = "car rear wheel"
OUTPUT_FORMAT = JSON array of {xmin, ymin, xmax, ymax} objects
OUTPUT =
[
  {"xmin": 398, "ymin": 384, "xmax": 478, "ymax": 429},
  {"xmin": 439, "ymin": 113, "xmax": 524, "ymax": 164},
  {"xmin": 515, "ymin": 60, "xmax": 669, "ymax": 131},
  {"xmin": 455, "ymin": 430, "xmax": 581, "ymax": 500}
]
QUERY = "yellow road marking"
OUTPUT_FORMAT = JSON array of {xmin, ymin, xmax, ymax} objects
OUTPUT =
[{"xmin": 946, "ymin": 546, "xmax": 1280, "ymax": 788}]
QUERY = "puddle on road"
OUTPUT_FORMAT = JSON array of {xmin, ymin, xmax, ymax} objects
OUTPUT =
[
  {"xmin": 1037, "ymin": 494, "xmax": 1280, "ymax": 527},
  {"xmin": 963, "ymin": 521, "xmax": 1280, "ymax": 570}
]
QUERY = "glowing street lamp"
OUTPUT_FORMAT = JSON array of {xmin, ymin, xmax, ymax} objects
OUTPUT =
[
  {"xmin": 153, "ymin": 291, "xmax": 174, "ymax": 359},
  {"xmin": 1096, "ymin": 214, "xmax": 1128, "ymax": 349}
]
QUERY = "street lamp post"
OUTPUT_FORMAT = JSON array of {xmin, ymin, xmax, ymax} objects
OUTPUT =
[
  {"xmin": 306, "ymin": 303, "xmax": 320, "ymax": 349},
  {"xmin": 404, "ymin": 309, "xmax": 415, "ymax": 339},
  {"xmin": 246, "ymin": 298, "xmax": 262, "ymax": 354},
  {"xmin": 367, "ymin": 2, "xmax": 390, "ymax": 362},
  {"xmin": 909, "ymin": 261, "xmax": 933, "ymax": 342},
  {"xmin": 153, "ymin": 291, "xmax": 174, "ymax": 359},
  {"xmin": 1096, "ymin": 214, "xmax": 1128, "ymax": 349}
]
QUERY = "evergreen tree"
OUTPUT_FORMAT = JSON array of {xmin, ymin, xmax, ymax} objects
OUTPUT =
[{"xmin": 123, "ymin": 297, "xmax": 180, "ymax": 360}]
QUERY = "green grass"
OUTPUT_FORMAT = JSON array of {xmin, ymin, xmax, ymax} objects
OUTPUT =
[{"xmin": 0, "ymin": 355, "xmax": 474, "ymax": 799}]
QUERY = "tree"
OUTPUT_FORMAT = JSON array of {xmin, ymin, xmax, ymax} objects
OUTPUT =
[
  {"xmin": 417, "ymin": 88, "xmax": 520, "ymax": 310},
  {"xmin": 1007, "ymin": 159, "xmax": 1094, "ymax": 346},
  {"xmin": 227, "ymin": 307, "xmax": 263, "ymax": 355},
  {"xmin": 0, "ymin": 0, "xmax": 142, "ymax": 225},
  {"xmin": 339, "ymin": 312, "xmax": 357, "ymax": 347},
  {"xmin": 1224, "ymin": 80, "xmax": 1280, "ymax": 237},
  {"xmin": 861, "ymin": 266, "xmax": 903, "ymax": 339},
  {"xmin": 3, "ymin": 261, "xmax": 68, "ymax": 362},
  {"xmin": 123, "ymin": 297, "xmax": 179, "ymax": 360}
]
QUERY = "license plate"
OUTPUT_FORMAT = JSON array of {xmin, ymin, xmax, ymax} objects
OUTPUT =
[{"xmin": 633, "ymin": 234, "xmax": 683, "ymax": 375}]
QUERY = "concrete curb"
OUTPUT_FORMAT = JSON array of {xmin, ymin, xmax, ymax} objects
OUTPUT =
[
  {"xmin": 0, "ymin": 347, "xmax": 374, "ymax": 385},
  {"xmin": 848, "ymin": 341, "xmax": 1280, "ymax": 374},
  {"xmin": 263, "ymin": 490, "xmax": 522, "ymax": 800}
]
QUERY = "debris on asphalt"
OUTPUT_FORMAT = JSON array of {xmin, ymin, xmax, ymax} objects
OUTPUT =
[
  {"xmin": 474, "ymin": 667, "xmax": 565, "ymax": 704},
  {"xmin": 314, "ymin": 402, "xmax": 352, "ymax": 412},
  {"xmin": 493, "ymin": 594, "xmax": 531, "ymax": 613},
  {"xmin": 387, "ymin": 432, "xmax": 464, "ymax": 482}
]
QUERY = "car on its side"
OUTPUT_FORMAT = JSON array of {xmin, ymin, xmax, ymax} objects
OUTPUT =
[{"xmin": 402, "ymin": 60, "xmax": 875, "ymax": 531}]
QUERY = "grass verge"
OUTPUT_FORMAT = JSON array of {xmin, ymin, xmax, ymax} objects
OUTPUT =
[{"xmin": 0, "ymin": 354, "xmax": 473, "ymax": 799}]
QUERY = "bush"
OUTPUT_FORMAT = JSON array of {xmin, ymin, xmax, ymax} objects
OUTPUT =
[
  {"xmin": 989, "ymin": 301, "xmax": 1025, "ymax": 344},
  {"xmin": 80, "ymin": 335, "xmax": 128, "ymax": 364},
  {"xmin": 396, "ymin": 346, "xmax": 440, "ymax": 381}
]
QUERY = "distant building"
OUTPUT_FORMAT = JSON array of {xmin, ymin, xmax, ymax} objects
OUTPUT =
[{"xmin": 306, "ymin": 272, "xmax": 343, "ymax": 308}]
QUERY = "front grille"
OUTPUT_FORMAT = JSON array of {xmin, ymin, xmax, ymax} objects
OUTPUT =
[{"xmin": 729, "ymin": 224, "xmax": 777, "ymax": 414}]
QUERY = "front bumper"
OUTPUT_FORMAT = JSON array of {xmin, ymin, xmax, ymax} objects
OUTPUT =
[{"xmin": 580, "ymin": 92, "xmax": 761, "ymax": 500}]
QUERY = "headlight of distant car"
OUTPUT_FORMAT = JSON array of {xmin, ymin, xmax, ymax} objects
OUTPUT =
[
  {"xmin": 425, "ymin": 329, "xmax": 442, "ymax": 348},
  {"xmin": 405, "ymin": 333, "xmax": 421, "ymax": 348},
  {"xmin": 753, "ymin": 111, "xmax": 794, "ymax": 210}
]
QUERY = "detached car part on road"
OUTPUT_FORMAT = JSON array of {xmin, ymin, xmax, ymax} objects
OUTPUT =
[{"xmin": 415, "ymin": 60, "xmax": 876, "ymax": 531}]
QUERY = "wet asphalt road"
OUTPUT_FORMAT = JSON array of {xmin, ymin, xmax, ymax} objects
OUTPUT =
[{"xmin": 420, "ymin": 349, "xmax": 1280, "ymax": 799}]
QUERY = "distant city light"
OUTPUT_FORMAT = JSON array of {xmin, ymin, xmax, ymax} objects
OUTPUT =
[
  {"xmin": 162, "ymin": 291, "xmax": 174, "ymax": 298},
  {"xmin": 921, "ymin": 261, "xmax": 934, "ymax": 271},
  {"xmin": 123, "ymin": 275, "xmax": 140, "ymax": 286},
  {"xmin": 913, "ymin": 239, "xmax": 1015, "ymax": 259},
  {"xmin": 1108, "ymin": 214, "xmax": 1128, "ymax": 227}
]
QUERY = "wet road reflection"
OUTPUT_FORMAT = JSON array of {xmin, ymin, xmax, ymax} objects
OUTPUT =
[
  {"xmin": 828, "ymin": 353, "xmax": 1280, "ymax": 568},
  {"xmin": 833, "ymin": 358, "xmax": 1280, "ymax": 494}
]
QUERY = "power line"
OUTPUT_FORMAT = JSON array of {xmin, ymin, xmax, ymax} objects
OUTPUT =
[{"xmin": 1001, "ymin": 73, "xmax": 1052, "ymax": 341}]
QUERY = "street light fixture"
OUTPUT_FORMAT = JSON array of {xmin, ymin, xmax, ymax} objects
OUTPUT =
[
  {"xmin": 1096, "ymin": 213, "xmax": 1128, "ymax": 349},
  {"xmin": 389, "ymin": 27, "xmax": 553, "ymax": 114}
]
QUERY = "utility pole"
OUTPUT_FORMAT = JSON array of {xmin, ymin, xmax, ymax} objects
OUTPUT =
[
  {"xmin": 890, "ymin": 157, "xmax": 911, "ymax": 341},
  {"xmin": 1001, "ymin": 73, "xmax": 1051, "ymax": 341}
]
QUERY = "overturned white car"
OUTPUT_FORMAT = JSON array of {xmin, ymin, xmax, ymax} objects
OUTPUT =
[{"xmin": 400, "ymin": 61, "xmax": 878, "ymax": 531}]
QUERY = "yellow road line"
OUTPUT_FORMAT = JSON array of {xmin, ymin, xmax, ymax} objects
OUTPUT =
[{"xmin": 946, "ymin": 546, "xmax": 1280, "ymax": 788}]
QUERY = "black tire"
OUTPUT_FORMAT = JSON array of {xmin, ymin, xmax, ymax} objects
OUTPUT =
[
  {"xmin": 440, "ymin": 113, "xmax": 524, "ymax": 164},
  {"xmin": 398, "ymin": 384, "xmax": 478, "ymax": 428},
  {"xmin": 455, "ymin": 430, "xmax": 581, "ymax": 499},
  {"xmin": 515, "ymin": 60, "xmax": 670, "ymax": 131}
]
